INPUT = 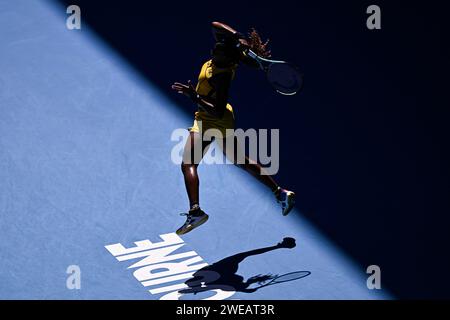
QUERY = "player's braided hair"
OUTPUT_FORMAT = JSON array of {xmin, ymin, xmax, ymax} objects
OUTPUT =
[{"xmin": 246, "ymin": 28, "xmax": 271, "ymax": 58}]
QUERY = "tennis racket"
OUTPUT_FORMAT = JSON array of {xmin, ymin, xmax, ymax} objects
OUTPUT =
[
  {"xmin": 245, "ymin": 49, "xmax": 304, "ymax": 96},
  {"xmin": 253, "ymin": 271, "xmax": 311, "ymax": 289}
]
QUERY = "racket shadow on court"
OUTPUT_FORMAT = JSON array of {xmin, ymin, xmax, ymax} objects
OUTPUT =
[{"xmin": 178, "ymin": 237, "xmax": 311, "ymax": 295}]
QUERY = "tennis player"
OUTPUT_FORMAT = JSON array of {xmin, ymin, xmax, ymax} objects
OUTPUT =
[{"xmin": 171, "ymin": 22, "xmax": 295, "ymax": 235}]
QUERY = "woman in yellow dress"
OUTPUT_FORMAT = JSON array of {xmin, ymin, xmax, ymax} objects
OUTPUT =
[{"xmin": 171, "ymin": 22, "xmax": 295, "ymax": 235}]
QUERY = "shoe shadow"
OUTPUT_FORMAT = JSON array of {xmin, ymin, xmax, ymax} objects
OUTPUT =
[{"xmin": 178, "ymin": 237, "xmax": 311, "ymax": 295}]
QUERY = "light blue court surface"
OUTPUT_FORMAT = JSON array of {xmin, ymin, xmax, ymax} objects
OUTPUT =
[{"xmin": 0, "ymin": 0, "xmax": 390, "ymax": 300}]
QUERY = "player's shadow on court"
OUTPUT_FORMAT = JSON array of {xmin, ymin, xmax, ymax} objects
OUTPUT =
[{"xmin": 179, "ymin": 237, "xmax": 311, "ymax": 295}]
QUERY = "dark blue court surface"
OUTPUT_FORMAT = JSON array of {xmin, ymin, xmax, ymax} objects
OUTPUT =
[{"xmin": 0, "ymin": 0, "xmax": 393, "ymax": 300}]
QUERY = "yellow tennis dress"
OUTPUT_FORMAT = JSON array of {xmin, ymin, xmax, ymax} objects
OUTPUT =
[{"xmin": 189, "ymin": 60, "xmax": 237, "ymax": 137}]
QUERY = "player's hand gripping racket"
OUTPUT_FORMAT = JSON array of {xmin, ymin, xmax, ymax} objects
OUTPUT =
[{"xmin": 245, "ymin": 49, "xmax": 304, "ymax": 95}]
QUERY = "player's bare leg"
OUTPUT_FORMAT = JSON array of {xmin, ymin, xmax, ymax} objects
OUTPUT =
[
  {"xmin": 177, "ymin": 132, "xmax": 211, "ymax": 235},
  {"xmin": 221, "ymin": 136, "xmax": 295, "ymax": 215}
]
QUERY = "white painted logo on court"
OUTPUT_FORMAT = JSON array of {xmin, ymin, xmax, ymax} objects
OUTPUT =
[{"xmin": 105, "ymin": 233, "xmax": 236, "ymax": 300}]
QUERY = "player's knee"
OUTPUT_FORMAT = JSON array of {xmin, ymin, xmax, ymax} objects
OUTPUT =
[
  {"xmin": 181, "ymin": 162, "xmax": 194, "ymax": 174},
  {"xmin": 245, "ymin": 156, "xmax": 257, "ymax": 165}
]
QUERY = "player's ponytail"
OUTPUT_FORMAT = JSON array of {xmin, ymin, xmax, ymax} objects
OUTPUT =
[{"xmin": 246, "ymin": 28, "xmax": 271, "ymax": 58}]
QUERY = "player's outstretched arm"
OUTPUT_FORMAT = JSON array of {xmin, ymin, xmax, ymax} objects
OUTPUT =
[{"xmin": 211, "ymin": 21, "xmax": 243, "ymax": 40}]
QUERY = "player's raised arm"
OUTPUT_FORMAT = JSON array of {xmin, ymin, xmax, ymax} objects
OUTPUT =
[{"xmin": 211, "ymin": 21, "xmax": 244, "ymax": 41}]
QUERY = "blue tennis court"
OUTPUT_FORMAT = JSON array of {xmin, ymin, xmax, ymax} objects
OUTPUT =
[{"xmin": 0, "ymin": 0, "xmax": 391, "ymax": 300}]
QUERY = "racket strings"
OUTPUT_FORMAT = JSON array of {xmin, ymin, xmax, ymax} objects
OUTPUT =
[
  {"xmin": 267, "ymin": 63, "xmax": 303, "ymax": 95},
  {"xmin": 271, "ymin": 271, "xmax": 311, "ymax": 283}
]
